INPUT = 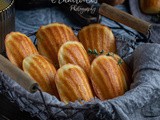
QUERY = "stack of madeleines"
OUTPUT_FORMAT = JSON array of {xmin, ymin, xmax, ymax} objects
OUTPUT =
[{"xmin": 5, "ymin": 23, "xmax": 132, "ymax": 103}]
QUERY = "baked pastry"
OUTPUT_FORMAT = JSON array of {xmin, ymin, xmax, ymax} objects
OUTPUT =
[
  {"xmin": 140, "ymin": 0, "xmax": 160, "ymax": 14},
  {"xmin": 111, "ymin": 53, "xmax": 132, "ymax": 88},
  {"xmin": 23, "ymin": 54, "xmax": 59, "ymax": 97},
  {"xmin": 78, "ymin": 24, "xmax": 116, "ymax": 62},
  {"xmin": 58, "ymin": 41, "xmax": 90, "ymax": 75},
  {"xmin": 36, "ymin": 23, "xmax": 78, "ymax": 69},
  {"xmin": 90, "ymin": 55, "xmax": 127, "ymax": 100},
  {"xmin": 55, "ymin": 64, "xmax": 94, "ymax": 103},
  {"xmin": 5, "ymin": 32, "xmax": 38, "ymax": 69}
]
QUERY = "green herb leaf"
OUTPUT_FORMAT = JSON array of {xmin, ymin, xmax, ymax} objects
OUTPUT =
[
  {"xmin": 106, "ymin": 52, "xmax": 110, "ymax": 56},
  {"xmin": 88, "ymin": 48, "xmax": 93, "ymax": 54},
  {"xmin": 93, "ymin": 49, "xmax": 98, "ymax": 56},
  {"xmin": 118, "ymin": 59, "xmax": 123, "ymax": 65},
  {"xmin": 100, "ymin": 50, "xmax": 104, "ymax": 54},
  {"xmin": 106, "ymin": 52, "xmax": 114, "ymax": 57}
]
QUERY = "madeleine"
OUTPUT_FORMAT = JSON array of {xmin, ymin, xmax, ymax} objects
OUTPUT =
[
  {"xmin": 55, "ymin": 64, "xmax": 94, "ymax": 103},
  {"xmin": 140, "ymin": 0, "xmax": 160, "ymax": 14},
  {"xmin": 90, "ymin": 55, "xmax": 127, "ymax": 100},
  {"xmin": 23, "ymin": 54, "xmax": 59, "ymax": 97},
  {"xmin": 58, "ymin": 41, "xmax": 90, "ymax": 75},
  {"xmin": 36, "ymin": 23, "xmax": 78, "ymax": 69},
  {"xmin": 78, "ymin": 24, "xmax": 116, "ymax": 61},
  {"xmin": 5, "ymin": 32, "xmax": 38, "ymax": 69},
  {"xmin": 111, "ymin": 53, "xmax": 132, "ymax": 88}
]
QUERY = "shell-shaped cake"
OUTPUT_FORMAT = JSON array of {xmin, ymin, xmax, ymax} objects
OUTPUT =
[
  {"xmin": 55, "ymin": 64, "xmax": 94, "ymax": 103},
  {"xmin": 36, "ymin": 23, "xmax": 78, "ymax": 69},
  {"xmin": 90, "ymin": 55, "xmax": 126, "ymax": 100},
  {"xmin": 58, "ymin": 41, "xmax": 90, "ymax": 75},
  {"xmin": 111, "ymin": 53, "xmax": 132, "ymax": 88},
  {"xmin": 5, "ymin": 32, "xmax": 38, "ymax": 69},
  {"xmin": 140, "ymin": 0, "xmax": 160, "ymax": 14},
  {"xmin": 78, "ymin": 24, "xmax": 116, "ymax": 61},
  {"xmin": 23, "ymin": 54, "xmax": 59, "ymax": 97}
]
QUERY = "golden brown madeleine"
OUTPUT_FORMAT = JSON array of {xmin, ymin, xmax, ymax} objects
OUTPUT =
[
  {"xmin": 58, "ymin": 41, "xmax": 90, "ymax": 75},
  {"xmin": 90, "ymin": 55, "xmax": 126, "ymax": 100},
  {"xmin": 110, "ymin": 53, "xmax": 132, "ymax": 89},
  {"xmin": 78, "ymin": 24, "xmax": 116, "ymax": 61},
  {"xmin": 23, "ymin": 54, "xmax": 59, "ymax": 97},
  {"xmin": 55, "ymin": 64, "xmax": 94, "ymax": 103},
  {"xmin": 36, "ymin": 23, "xmax": 78, "ymax": 69},
  {"xmin": 140, "ymin": 0, "xmax": 160, "ymax": 14},
  {"xmin": 5, "ymin": 32, "xmax": 38, "ymax": 69}
]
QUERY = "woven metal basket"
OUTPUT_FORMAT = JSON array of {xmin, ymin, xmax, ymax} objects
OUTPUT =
[
  {"xmin": 1, "ymin": 3, "xmax": 160, "ymax": 120},
  {"xmin": 0, "ymin": 27, "xmax": 145, "ymax": 120}
]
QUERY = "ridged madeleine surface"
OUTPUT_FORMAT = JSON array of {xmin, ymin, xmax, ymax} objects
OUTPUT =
[
  {"xmin": 23, "ymin": 54, "xmax": 59, "ymax": 97},
  {"xmin": 78, "ymin": 24, "xmax": 116, "ymax": 61},
  {"xmin": 36, "ymin": 23, "xmax": 78, "ymax": 69},
  {"xmin": 58, "ymin": 41, "xmax": 90, "ymax": 75},
  {"xmin": 90, "ymin": 55, "xmax": 126, "ymax": 100},
  {"xmin": 111, "ymin": 53, "xmax": 132, "ymax": 88},
  {"xmin": 5, "ymin": 32, "xmax": 38, "ymax": 69},
  {"xmin": 55, "ymin": 64, "xmax": 94, "ymax": 103}
]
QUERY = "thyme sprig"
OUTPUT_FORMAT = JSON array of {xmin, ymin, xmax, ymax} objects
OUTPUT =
[
  {"xmin": 107, "ymin": 52, "xmax": 123, "ymax": 65},
  {"xmin": 106, "ymin": 52, "xmax": 114, "ymax": 57},
  {"xmin": 117, "ymin": 58, "xmax": 123, "ymax": 65},
  {"xmin": 88, "ymin": 49, "xmax": 123, "ymax": 65},
  {"xmin": 88, "ymin": 49, "xmax": 104, "ymax": 56}
]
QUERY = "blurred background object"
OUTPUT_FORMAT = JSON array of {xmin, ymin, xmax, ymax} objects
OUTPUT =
[
  {"xmin": 139, "ymin": 0, "xmax": 160, "ymax": 14},
  {"xmin": 0, "ymin": 0, "xmax": 15, "ymax": 54},
  {"xmin": 15, "ymin": 0, "xmax": 52, "ymax": 9},
  {"xmin": 15, "ymin": 0, "xmax": 125, "ymax": 9},
  {"xmin": 15, "ymin": 0, "xmax": 101, "ymax": 26},
  {"xmin": 99, "ymin": 0, "xmax": 125, "ymax": 6}
]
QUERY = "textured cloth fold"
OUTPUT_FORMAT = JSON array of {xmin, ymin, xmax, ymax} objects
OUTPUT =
[
  {"xmin": 1, "ymin": 43, "xmax": 160, "ymax": 119},
  {"xmin": 94, "ymin": 43, "xmax": 160, "ymax": 120}
]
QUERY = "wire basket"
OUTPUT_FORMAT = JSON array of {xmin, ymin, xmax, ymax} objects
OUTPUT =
[{"xmin": 0, "ymin": 24, "xmax": 153, "ymax": 120}]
